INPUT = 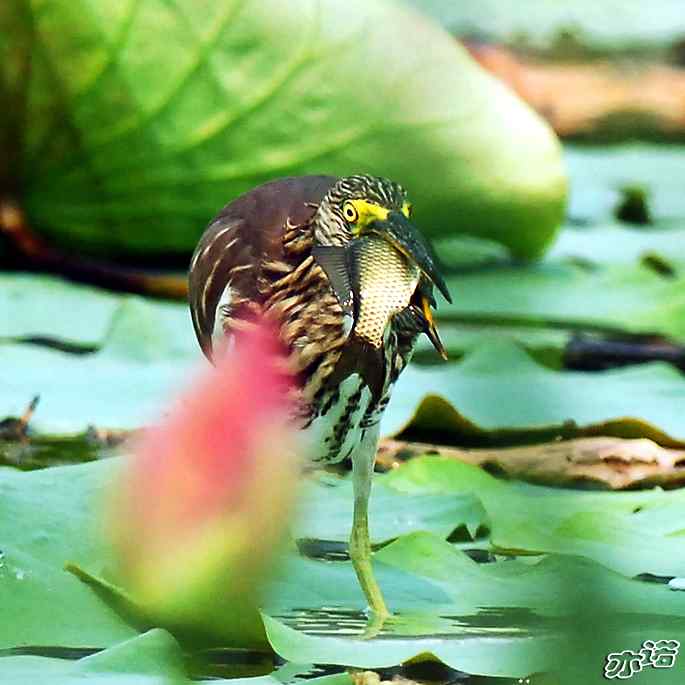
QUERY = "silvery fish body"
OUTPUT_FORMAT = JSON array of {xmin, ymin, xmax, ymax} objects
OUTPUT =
[{"xmin": 349, "ymin": 236, "xmax": 420, "ymax": 348}]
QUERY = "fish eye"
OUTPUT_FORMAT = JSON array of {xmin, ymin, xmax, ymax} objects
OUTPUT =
[{"xmin": 342, "ymin": 202, "xmax": 359, "ymax": 223}]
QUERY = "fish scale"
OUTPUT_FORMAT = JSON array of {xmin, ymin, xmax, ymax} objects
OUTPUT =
[{"xmin": 349, "ymin": 236, "xmax": 420, "ymax": 348}]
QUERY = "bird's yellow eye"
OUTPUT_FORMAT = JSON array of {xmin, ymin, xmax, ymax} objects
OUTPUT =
[
  {"xmin": 402, "ymin": 202, "xmax": 413, "ymax": 218},
  {"xmin": 342, "ymin": 202, "xmax": 359, "ymax": 223}
]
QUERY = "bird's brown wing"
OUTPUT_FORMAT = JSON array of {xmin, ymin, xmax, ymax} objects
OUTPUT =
[{"xmin": 188, "ymin": 176, "xmax": 337, "ymax": 360}]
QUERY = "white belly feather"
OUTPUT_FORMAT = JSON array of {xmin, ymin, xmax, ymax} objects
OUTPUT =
[{"xmin": 303, "ymin": 374, "xmax": 374, "ymax": 464}]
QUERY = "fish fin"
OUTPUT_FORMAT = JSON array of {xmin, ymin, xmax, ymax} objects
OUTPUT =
[{"xmin": 312, "ymin": 245, "xmax": 354, "ymax": 316}]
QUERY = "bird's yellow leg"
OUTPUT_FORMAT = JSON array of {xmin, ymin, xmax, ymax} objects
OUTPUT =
[{"xmin": 349, "ymin": 425, "xmax": 390, "ymax": 629}]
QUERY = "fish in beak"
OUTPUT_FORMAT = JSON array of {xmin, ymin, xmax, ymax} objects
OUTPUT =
[
  {"xmin": 366, "ymin": 211, "xmax": 452, "ymax": 305},
  {"xmin": 366, "ymin": 212, "xmax": 450, "ymax": 360},
  {"xmin": 312, "ymin": 211, "xmax": 451, "ymax": 361}
]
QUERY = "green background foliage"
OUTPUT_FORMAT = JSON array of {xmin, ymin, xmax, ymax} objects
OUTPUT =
[{"xmin": 2, "ymin": 0, "xmax": 565, "ymax": 260}]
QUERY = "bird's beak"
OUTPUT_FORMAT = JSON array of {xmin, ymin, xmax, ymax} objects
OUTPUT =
[
  {"xmin": 366, "ymin": 211, "xmax": 452, "ymax": 303},
  {"xmin": 420, "ymin": 291, "xmax": 448, "ymax": 360}
]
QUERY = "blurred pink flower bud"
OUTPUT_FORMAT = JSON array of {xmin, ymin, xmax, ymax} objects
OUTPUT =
[{"xmin": 110, "ymin": 320, "xmax": 300, "ymax": 645}]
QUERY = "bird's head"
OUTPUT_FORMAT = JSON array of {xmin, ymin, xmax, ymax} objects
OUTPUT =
[
  {"xmin": 312, "ymin": 175, "xmax": 409, "ymax": 245},
  {"xmin": 311, "ymin": 174, "xmax": 451, "ymax": 358}
]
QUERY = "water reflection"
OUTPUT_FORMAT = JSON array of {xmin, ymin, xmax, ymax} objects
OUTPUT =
[{"xmin": 270, "ymin": 605, "xmax": 564, "ymax": 641}]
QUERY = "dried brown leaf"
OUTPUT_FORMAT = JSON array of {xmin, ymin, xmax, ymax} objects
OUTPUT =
[{"xmin": 378, "ymin": 436, "xmax": 685, "ymax": 489}]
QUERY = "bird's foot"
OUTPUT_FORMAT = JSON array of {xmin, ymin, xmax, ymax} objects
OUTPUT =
[
  {"xmin": 362, "ymin": 604, "xmax": 390, "ymax": 639},
  {"xmin": 349, "ymin": 537, "xmax": 391, "ymax": 639}
]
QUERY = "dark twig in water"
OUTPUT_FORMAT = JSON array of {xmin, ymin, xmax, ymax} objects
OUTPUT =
[
  {"xmin": 0, "ymin": 395, "xmax": 39, "ymax": 440},
  {"xmin": 565, "ymin": 336, "xmax": 685, "ymax": 372}
]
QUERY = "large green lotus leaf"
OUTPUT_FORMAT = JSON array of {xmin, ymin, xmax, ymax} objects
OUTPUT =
[
  {"xmin": 0, "ymin": 272, "xmax": 569, "ymax": 369},
  {"xmin": 294, "ymin": 475, "xmax": 486, "ymax": 543},
  {"xmin": 549, "ymin": 222, "xmax": 685, "ymax": 270},
  {"xmin": 384, "ymin": 457, "xmax": 685, "ymax": 577},
  {"xmin": 408, "ymin": 1, "xmax": 685, "ymax": 50},
  {"xmin": 3, "ymin": 0, "xmax": 565, "ymax": 260},
  {"xmin": 0, "ymin": 272, "xmax": 553, "ymax": 363},
  {"xmin": 1, "ymin": 275, "xmax": 682, "ymax": 447},
  {"xmin": 564, "ymin": 145, "xmax": 685, "ymax": 224},
  {"xmin": 0, "ymin": 278, "xmax": 200, "ymax": 432},
  {"xmin": 2, "ymin": 322, "xmax": 683, "ymax": 445},
  {"xmin": 0, "ymin": 460, "xmax": 136, "ymax": 649},
  {"xmin": 4, "ymin": 456, "xmax": 685, "ymax": 680},
  {"xmin": 0, "ymin": 628, "xmax": 348, "ymax": 685},
  {"xmin": 413, "ymin": 322, "xmax": 571, "ymax": 366},
  {"xmin": 100, "ymin": 296, "xmax": 198, "ymax": 361},
  {"xmin": 0, "ymin": 342, "xmax": 193, "ymax": 433},
  {"xmin": 0, "ymin": 271, "xmax": 564, "ymax": 381},
  {"xmin": 265, "ymin": 532, "xmax": 685, "ymax": 679},
  {"xmin": 440, "ymin": 262, "xmax": 685, "ymax": 341},
  {"xmin": 383, "ymin": 339, "xmax": 685, "ymax": 445},
  {"xmin": 1, "ymin": 630, "xmax": 191, "ymax": 685},
  {"xmin": 0, "ymin": 273, "xmax": 122, "ymax": 346},
  {"xmin": 0, "ymin": 458, "xmax": 483, "ymax": 650},
  {"xmin": 0, "ymin": 272, "xmax": 198, "ymax": 353}
]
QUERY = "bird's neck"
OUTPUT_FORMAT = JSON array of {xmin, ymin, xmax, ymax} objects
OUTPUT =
[{"xmin": 311, "ymin": 204, "xmax": 350, "ymax": 247}]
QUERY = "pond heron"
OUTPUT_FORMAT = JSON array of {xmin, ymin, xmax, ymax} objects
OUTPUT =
[{"xmin": 188, "ymin": 175, "xmax": 450, "ymax": 622}]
